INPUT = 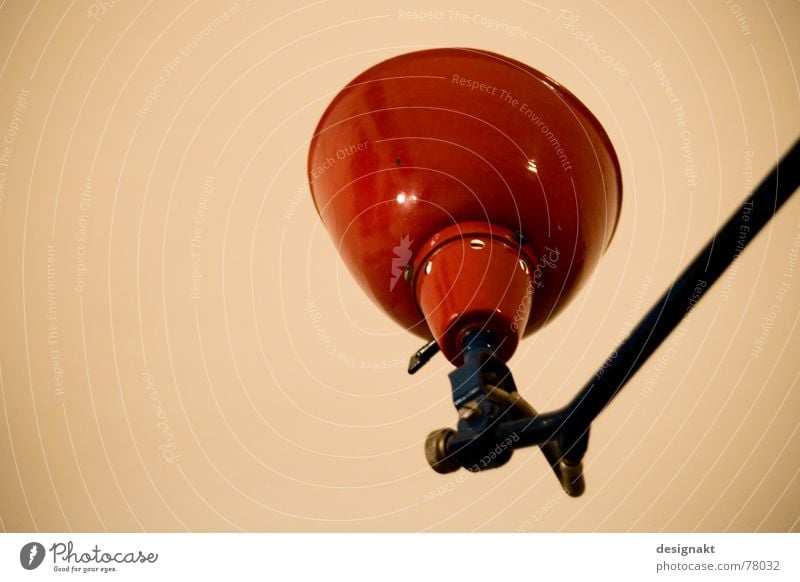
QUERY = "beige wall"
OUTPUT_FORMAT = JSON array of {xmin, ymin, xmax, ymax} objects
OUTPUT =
[{"xmin": 0, "ymin": 0, "xmax": 799, "ymax": 532}]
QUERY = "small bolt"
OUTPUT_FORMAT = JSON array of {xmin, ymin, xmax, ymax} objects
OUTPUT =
[
  {"xmin": 403, "ymin": 264, "xmax": 413, "ymax": 281},
  {"xmin": 459, "ymin": 401, "xmax": 483, "ymax": 421}
]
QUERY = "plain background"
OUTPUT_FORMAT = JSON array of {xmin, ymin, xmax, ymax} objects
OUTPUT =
[{"xmin": 0, "ymin": 0, "xmax": 799, "ymax": 532}]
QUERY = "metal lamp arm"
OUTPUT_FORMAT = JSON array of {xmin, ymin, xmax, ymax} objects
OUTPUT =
[{"xmin": 430, "ymin": 137, "xmax": 800, "ymax": 495}]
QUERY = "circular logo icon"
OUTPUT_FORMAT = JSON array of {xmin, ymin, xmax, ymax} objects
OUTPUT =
[{"xmin": 20, "ymin": 542, "xmax": 46, "ymax": 570}]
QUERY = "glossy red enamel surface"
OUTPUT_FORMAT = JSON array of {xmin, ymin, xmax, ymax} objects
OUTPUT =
[{"xmin": 308, "ymin": 48, "xmax": 622, "ymax": 352}]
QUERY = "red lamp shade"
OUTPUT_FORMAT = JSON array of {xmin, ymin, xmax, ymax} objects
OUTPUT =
[{"xmin": 308, "ymin": 48, "xmax": 622, "ymax": 365}]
